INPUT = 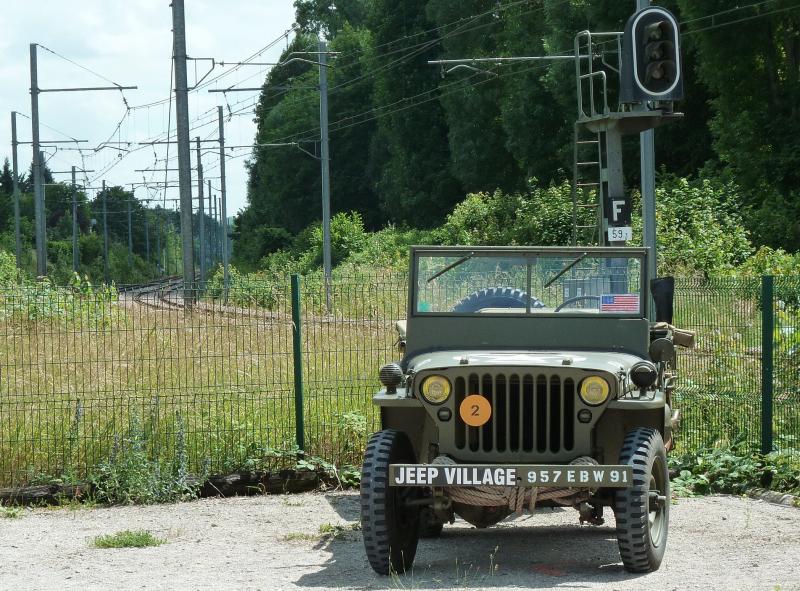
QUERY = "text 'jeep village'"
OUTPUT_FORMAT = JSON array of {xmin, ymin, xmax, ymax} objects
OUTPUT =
[{"xmin": 360, "ymin": 246, "xmax": 692, "ymax": 575}]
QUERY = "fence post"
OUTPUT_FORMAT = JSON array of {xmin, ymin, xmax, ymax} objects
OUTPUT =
[
  {"xmin": 291, "ymin": 274, "xmax": 305, "ymax": 451},
  {"xmin": 761, "ymin": 275, "xmax": 774, "ymax": 455}
]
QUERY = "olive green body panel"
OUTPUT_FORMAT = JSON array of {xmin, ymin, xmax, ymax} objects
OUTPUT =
[
  {"xmin": 379, "ymin": 406, "xmax": 437, "ymax": 462},
  {"xmin": 404, "ymin": 317, "xmax": 651, "ymax": 359}
]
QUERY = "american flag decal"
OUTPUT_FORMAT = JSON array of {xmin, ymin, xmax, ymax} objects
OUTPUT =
[{"xmin": 600, "ymin": 294, "xmax": 640, "ymax": 312}]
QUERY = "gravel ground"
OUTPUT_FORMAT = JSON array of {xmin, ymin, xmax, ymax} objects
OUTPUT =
[{"xmin": 0, "ymin": 493, "xmax": 798, "ymax": 591}]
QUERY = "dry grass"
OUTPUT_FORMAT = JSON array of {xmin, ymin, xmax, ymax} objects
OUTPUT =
[{"xmin": 0, "ymin": 286, "xmax": 400, "ymax": 487}]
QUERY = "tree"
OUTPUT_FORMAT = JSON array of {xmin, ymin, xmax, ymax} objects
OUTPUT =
[
  {"xmin": 367, "ymin": 0, "xmax": 462, "ymax": 225},
  {"xmin": 677, "ymin": 0, "xmax": 800, "ymax": 248}
]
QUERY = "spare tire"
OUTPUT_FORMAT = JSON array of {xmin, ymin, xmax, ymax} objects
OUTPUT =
[{"xmin": 451, "ymin": 287, "xmax": 543, "ymax": 313}]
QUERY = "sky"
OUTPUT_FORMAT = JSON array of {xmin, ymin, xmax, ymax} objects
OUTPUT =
[{"xmin": 0, "ymin": 0, "xmax": 298, "ymax": 216}]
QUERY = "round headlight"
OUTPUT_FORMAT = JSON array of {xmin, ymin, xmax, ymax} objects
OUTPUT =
[
  {"xmin": 420, "ymin": 375, "xmax": 451, "ymax": 404},
  {"xmin": 579, "ymin": 376, "xmax": 610, "ymax": 406}
]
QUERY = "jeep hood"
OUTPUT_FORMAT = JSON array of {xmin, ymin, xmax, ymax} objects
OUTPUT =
[{"xmin": 406, "ymin": 350, "xmax": 645, "ymax": 376}]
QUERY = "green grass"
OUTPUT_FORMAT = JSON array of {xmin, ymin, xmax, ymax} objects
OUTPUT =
[
  {"xmin": 282, "ymin": 531, "xmax": 320, "ymax": 542},
  {"xmin": 0, "ymin": 506, "xmax": 22, "ymax": 518},
  {"xmin": 92, "ymin": 530, "xmax": 165, "ymax": 549}
]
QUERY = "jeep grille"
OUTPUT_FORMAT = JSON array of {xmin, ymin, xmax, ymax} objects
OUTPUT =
[{"xmin": 453, "ymin": 372, "xmax": 575, "ymax": 455}]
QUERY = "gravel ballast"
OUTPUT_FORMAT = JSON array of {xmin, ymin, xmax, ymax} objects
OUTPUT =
[{"xmin": 0, "ymin": 493, "xmax": 798, "ymax": 590}]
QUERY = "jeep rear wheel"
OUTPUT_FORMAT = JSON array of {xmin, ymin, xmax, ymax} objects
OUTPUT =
[
  {"xmin": 614, "ymin": 427, "xmax": 669, "ymax": 573},
  {"xmin": 361, "ymin": 429, "xmax": 421, "ymax": 575}
]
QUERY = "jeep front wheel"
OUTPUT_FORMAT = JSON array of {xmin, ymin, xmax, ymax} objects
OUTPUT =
[
  {"xmin": 613, "ymin": 427, "xmax": 669, "ymax": 573},
  {"xmin": 361, "ymin": 429, "xmax": 421, "ymax": 575}
]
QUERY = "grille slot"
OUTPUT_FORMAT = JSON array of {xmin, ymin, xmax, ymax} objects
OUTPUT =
[{"xmin": 455, "ymin": 372, "xmax": 576, "ymax": 454}]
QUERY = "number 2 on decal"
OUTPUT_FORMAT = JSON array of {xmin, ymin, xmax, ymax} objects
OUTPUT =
[{"xmin": 471, "ymin": 404, "xmax": 479, "ymax": 416}]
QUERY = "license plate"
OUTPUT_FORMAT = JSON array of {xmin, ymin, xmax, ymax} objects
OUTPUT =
[{"xmin": 388, "ymin": 464, "xmax": 632, "ymax": 488}]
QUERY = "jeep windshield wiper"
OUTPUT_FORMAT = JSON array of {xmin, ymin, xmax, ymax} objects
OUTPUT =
[
  {"xmin": 426, "ymin": 253, "xmax": 474, "ymax": 283},
  {"xmin": 544, "ymin": 252, "xmax": 588, "ymax": 288}
]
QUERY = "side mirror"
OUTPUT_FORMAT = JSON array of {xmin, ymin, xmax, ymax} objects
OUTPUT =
[{"xmin": 650, "ymin": 276, "xmax": 674, "ymax": 324}]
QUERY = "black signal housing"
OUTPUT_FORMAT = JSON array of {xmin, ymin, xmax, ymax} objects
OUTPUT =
[{"xmin": 620, "ymin": 7, "xmax": 683, "ymax": 104}]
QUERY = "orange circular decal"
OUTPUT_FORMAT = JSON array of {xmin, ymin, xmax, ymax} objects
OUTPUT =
[{"xmin": 460, "ymin": 395, "xmax": 492, "ymax": 427}]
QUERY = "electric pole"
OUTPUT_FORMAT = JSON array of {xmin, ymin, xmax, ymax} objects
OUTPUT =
[
  {"xmin": 10, "ymin": 112, "xmax": 22, "ymax": 269},
  {"xmin": 127, "ymin": 196, "xmax": 133, "ymax": 269},
  {"xmin": 30, "ymin": 45, "xmax": 46, "ymax": 276},
  {"xmin": 102, "ymin": 180, "xmax": 109, "ymax": 284},
  {"xmin": 144, "ymin": 206, "xmax": 150, "ymax": 267},
  {"xmin": 71, "ymin": 166, "xmax": 78, "ymax": 273},
  {"xmin": 638, "ymin": 0, "xmax": 657, "ymax": 314},
  {"xmin": 319, "ymin": 40, "xmax": 332, "ymax": 312},
  {"xmin": 156, "ymin": 209, "xmax": 162, "ymax": 275},
  {"xmin": 207, "ymin": 179, "xmax": 214, "ymax": 267},
  {"xmin": 217, "ymin": 106, "xmax": 230, "ymax": 293},
  {"xmin": 28, "ymin": 43, "xmax": 136, "ymax": 278},
  {"xmin": 172, "ymin": 0, "xmax": 195, "ymax": 297},
  {"xmin": 196, "ymin": 136, "xmax": 206, "ymax": 289}
]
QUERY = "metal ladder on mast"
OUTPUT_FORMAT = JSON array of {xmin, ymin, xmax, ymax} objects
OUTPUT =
[{"xmin": 571, "ymin": 122, "xmax": 603, "ymax": 246}]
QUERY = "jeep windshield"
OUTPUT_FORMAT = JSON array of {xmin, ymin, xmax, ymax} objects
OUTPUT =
[{"xmin": 414, "ymin": 248, "xmax": 645, "ymax": 317}]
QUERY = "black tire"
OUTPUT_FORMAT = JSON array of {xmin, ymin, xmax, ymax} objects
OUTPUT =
[
  {"xmin": 451, "ymin": 287, "xmax": 543, "ymax": 313},
  {"xmin": 361, "ymin": 430, "xmax": 421, "ymax": 575},
  {"xmin": 419, "ymin": 507, "xmax": 444, "ymax": 538},
  {"xmin": 614, "ymin": 427, "xmax": 670, "ymax": 573}
]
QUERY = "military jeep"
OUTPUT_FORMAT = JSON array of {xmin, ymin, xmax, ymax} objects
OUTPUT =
[{"xmin": 361, "ymin": 246, "xmax": 686, "ymax": 575}]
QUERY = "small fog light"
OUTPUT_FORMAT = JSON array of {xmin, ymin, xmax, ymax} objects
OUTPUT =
[
  {"xmin": 577, "ymin": 409, "xmax": 592, "ymax": 423},
  {"xmin": 631, "ymin": 361, "xmax": 658, "ymax": 389},
  {"xmin": 379, "ymin": 363, "xmax": 403, "ymax": 393},
  {"xmin": 437, "ymin": 408, "xmax": 452, "ymax": 422}
]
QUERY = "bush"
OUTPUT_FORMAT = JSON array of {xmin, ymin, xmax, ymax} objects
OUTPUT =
[
  {"xmin": 0, "ymin": 250, "xmax": 18, "ymax": 285},
  {"xmin": 433, "ymin": 180, "xmax": 590, "ymax": 247},
  {"xmin": 670, "ymin": 443, "xmax": 800, "ymax": 497},
  {"xmin": 655, "ymin": 175, "xmax": 753, "ymax": 277},
  {"xmin": 89, "ymin": 415, "xmax": 199, "ymax": 505},
  {"xmin": 0, "ymin": 273, "xmax": 120, "ymax": 326},
  {"xmin": 205, "ymin": 264, "xmax": 287, "ymax": 310}
]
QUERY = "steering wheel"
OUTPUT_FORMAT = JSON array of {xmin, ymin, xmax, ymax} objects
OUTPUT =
[{"xmin": 554, "ymin": 294, "xmax": 601, "ymax": 312}]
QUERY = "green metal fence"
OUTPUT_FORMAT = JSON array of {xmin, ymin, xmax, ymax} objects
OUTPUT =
[{"xmin": 0, "ymin": 274, "xmax": 796, "ymax": 487}]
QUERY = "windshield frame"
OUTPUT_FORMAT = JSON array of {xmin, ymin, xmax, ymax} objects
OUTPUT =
[{"xmin": 410, "ymin": 246, "xmax": 649, "ymax": 319}]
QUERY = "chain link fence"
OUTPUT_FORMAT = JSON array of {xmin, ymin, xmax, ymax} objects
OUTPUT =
[{"xmin": 0, "ymin": 274, "xmax": 796, "ymax": 487}]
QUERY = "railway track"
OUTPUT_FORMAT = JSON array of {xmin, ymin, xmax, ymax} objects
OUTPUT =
[
  {"xmin": 120, "ymin": 276, "xmax": 187, "ymax": 310},
  {"xmin": 119, "ymin": 276, "xmax": 392, "ymax": 326},
  {"xmin": 121, "ymin": 276, "xmax": 288, "ymax": 320}
]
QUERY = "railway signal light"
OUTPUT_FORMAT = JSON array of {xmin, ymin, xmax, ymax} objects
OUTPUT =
[{"xmin": 620, "ymin": 7, "xmax": 683, "ymax": 104}]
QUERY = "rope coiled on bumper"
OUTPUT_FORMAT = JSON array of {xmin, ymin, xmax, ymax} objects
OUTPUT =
[{"xmin": 432, "ymin": 456, "xmax": 599, "ymax": 514}]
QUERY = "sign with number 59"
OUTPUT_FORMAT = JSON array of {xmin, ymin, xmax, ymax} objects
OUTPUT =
[{"xmin": 608, "ymin": 226, "xmax": 632, "ymax": 242}]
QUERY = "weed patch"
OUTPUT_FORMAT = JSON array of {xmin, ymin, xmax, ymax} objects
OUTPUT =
[
  {"xmin": 92, "ymin": 530, "xmax": 165, "ymax": 549},
  {"xmin": 0, "ymin": 506, "xmax": 22, "ymax": 519},
  {"xmin": 671, "ymin": 443, "xmax": 800, "ymax": 497}
]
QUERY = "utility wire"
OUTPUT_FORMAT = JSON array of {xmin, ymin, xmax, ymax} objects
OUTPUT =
[{"xmin": 683, "ymin": 2, "xmax": 800, "ymax": 35}]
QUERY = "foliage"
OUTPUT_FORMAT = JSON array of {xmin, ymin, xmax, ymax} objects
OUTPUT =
[
  {"xmin": 670, "ymin": 443, "xmax": 800, "ymax": 497},
  {"xmin": 0, "ymin": 273, "xmax": 120, "ymax": 326},
  {"xmin": 655, "ymin": 175, "xmax": 753, "ymax": 277},
  {"xmin": 0, "ymin": 506, "xmax": 22, "ymax": 519},
  {"xmin": 205, "ymin": 264, "xmax": 286, "ymax": 310},
  {"xmin": 0, "ymin": 250, "xmax": 18, "ymax": 285},
  {"xmin": 433, "ymin": 180, "xmax": 587, "ymax": 247},
  {"xmin": 93, "ymin": 530, "xmax": 165, "ymax": 549},
  {"xmin": 88, "ymin": 415, "xmax": 199, "ymax": 505},
  {"xmin": 736, "ymin": 247, "xmax": 800, "ymax": 277},
  {"xmin": 677, "ymin": 0, "xmax": 800, "ymax": 249},
  {"xmin": 258, "ymin": 212, "xmax": 372, "ymax": 275}
]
